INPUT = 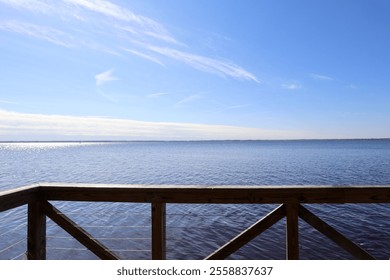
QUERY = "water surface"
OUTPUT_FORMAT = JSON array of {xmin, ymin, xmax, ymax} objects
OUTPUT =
[{"xmin": 0, "ymin": 140, "xmax": 389, "ymax": 259}]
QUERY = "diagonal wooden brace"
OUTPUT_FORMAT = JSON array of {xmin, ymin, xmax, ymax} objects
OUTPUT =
[
  {"xmin": 42, "ymin": 201, "xmax": 120, "ymax": 260},
  {"xmin": 205, "ymin": 204, "xmax": 286, "ymax": 260}
]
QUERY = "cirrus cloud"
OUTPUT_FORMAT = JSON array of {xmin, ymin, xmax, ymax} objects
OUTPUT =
[
  {"xmin": 0, "ymin": 109, "xmax": 302, "ymax": 141},
  {"xmin": 0, "ymin": 0, "xmax": 258, "ymax": 82},
  {"xmin": 95, "ymin": 69, "xmax": 119, "ymax": 86}
]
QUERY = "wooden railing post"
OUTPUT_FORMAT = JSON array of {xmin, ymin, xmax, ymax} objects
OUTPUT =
[
  {"xmin": 27, "ymin": 200, "xmax": 46, "ymax": 260},
  {"xmin": 286, "ymin": 202, "xmax": 299, "ymax": 260},
  {"xmin": 151, "ymin": 202, "xmax": 166, "ymax": 260}
]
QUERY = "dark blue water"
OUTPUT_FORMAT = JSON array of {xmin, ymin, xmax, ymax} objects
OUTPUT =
[{"xmin": 0, "ymin": 140, "xmax": 389, "ymax": 259}]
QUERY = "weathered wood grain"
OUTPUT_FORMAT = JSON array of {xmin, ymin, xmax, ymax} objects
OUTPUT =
[
  {"xmin": 286, "ymin": 202, "xmax": 299, "ymax": 260},
  {"xmin": 151, "ymin": 202, "xmax": 166, "ymax": 260},
  {"xmin": 38, "ymin": 183, "xmax": 390, "ymax": 204},
  {"xmin": 0, "ymin": 184, "xmax": 39, "ymax": 212},
  {"xmin": 27, "ymin": 201, "xmax": 46, "ymax": 260}
]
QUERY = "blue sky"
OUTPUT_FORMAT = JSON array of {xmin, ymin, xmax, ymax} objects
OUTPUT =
[{"xmin": 0, "ymin": 0, "xmax": 389, "ymax": 140}]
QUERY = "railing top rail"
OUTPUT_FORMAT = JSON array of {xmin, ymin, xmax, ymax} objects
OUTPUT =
[
  {"xmin": 0, "ymin": 184, "xmax": 39, "ymax": 212},
  {"xmin": 1, "ymin": 183, "xmax": 389, "ymax": 210},
  {"xmin": 38, "ymin": 183, "xmax": 390, "ymax": 204},
  {"xmin": 36, "ymin": 182, "xmax": 390, "ymax": 190}
]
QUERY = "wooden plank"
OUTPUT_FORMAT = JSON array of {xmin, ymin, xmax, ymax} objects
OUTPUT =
[
  {"xmin": 0, "ymin": 184, "xmax": 39, "ymax": 212},
  {"xmin": 27, "ymin": 201, "xmax": 46, "ymax": 260},
  {"xmin": 298, "ymin": 205, "xmax": 375, "ymax": 260},
  {"xmin": 41, "ymin": 201, "xmax": 120, "ymax": 260},
  {"xmin": 286, "ymin": 202, "xmax": 299, "ymax": 260},
  {"xmin": 1, "ymin": 183, "xmax": 389, "ymax": 207},
  {"xmin": 39, "ymin": 183, "xmax": 390, "ymax": 204},
  {"xmin": 205, "ymin": 204, "xmax": 286, "ymax": 260},
  {"xmin": 151, "ymin": 202, "xmax": 166, "ymax": 260}
]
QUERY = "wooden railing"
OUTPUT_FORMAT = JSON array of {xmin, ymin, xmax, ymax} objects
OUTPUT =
[{"xmin": 0, "ymin": 183, "xmax": 389, "ymax": 260}]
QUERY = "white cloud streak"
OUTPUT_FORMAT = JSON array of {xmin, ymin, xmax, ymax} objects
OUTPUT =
[
  {"xmin": 175, "ymin": 94, "xmax": 202, "ymax": 107},
  {"xmin": 0, "ymin": 109, "xmax": 301, "ymax": 140},
  {"xmin": 281, "ymin": 83, "xmax": 301, "ymax": 90},
  {"xmin": 64, "ymin": 0, "xmax": 178, "ymax": 44},
  {"xmin": 0, "ymin": 0, "xmax": 258, "ymax": 82},
  {"xmin": 0, "ymin": 0, "xmax": 54, "ymax": 14},
  {"xmin": 95, "ymin": 69, "xmax": 119, "ymax": 86},
  {"xmin": 310, "ymin": 73, "xmax": 333, "ymax": 81},
  {"xmin": 217, "ymin": 104, "xmax": 250, "ymax": 113},
  {"xmin": 347, "ymin": 84, "xmax": 359, "ymax": 90},
  {"xmin": 0, "ymin": 20, "xmax": 75, "ymax": 48},
  {"xmin": 147, "ymin": 92, "xmax": 169, "ymax": 98},
  {"xmin": 148, "ymin": 46, "xmax": 260, "ymax": 82},
  {"xmin": 0, "ymin": 0, "xmax": 177, "ymax": 43},
  {"xmin": 122, "ymin": 48, "xmax": 165, "ymax": 66},
  {"xmin": 97, "ymin": 88, "xmax": 117, "ymax": 102}
]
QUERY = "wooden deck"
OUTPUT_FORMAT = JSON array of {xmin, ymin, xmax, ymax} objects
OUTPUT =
[{"xmin": 1, "ymin": 183, "xmax": 389, "ymax": 260}]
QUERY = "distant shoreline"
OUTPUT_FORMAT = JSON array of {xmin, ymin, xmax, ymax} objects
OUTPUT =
[{"xmin": 1, "ymin": 138, "xmax": 389, "ymax": 144}]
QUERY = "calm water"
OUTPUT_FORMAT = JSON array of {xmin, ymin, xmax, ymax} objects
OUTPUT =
[{"xmin": 0, "ymin": 140, "xmax": 389, "ymax": 259}]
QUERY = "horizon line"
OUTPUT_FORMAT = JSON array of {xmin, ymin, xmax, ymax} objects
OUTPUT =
[{"xmin": 1, "ymin": 138, "xmax": 389, "ymax": 144}]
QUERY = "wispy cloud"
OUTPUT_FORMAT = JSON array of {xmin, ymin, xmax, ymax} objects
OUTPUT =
[
  {"xmin": 0, "ymin": 0, "xmax": 259, "ymax": 82},
  {"xmin": 63, "ymin": 0, "xmax": 178, "ymax": 44},
  {"xmin": 0, "ymin": 0, "xmax": 177, "ymax": 43},
  {"xmin": 217, "ymin": 104, "xmax": 250, "ymax": 113},
  {"xmin": 147, "ymin": 92, "xmax": 169, "ymax": 98},
  {"xmin": 281, "ymin": 82, "xmax": 301, "ymax": 90},
  {"xmin": 122, "ymin": 48, "xmax": 165, "ymax": 66},
  {"xmin": 0, "ymin": 20, "xmax": 75, "ymax": 48},
  {"xmin": 97, "ymin": 88, "xmax": 118, "ymax": 102},
  {"xmin": 0, "ymin": 0, "xmax": 56, "ymax": 14},
  {"xmin": 347, "ymin": 84, "xmax": 359, "ymax": 90},
  {"xmin": 95, "ymin": 69, "xmax": 119, "ymax": 86},
  {"xmin": 310, "ymin": 73, "xmax": 333, "ymax": 81},
  {"xmin": 0, "ymin": 109, "xmax": 304, "ymax": 140},
  {"xmin": 148, "ymin": 46, "xmax": 260, "ymax": 82},
  {"xmin": 175, "ymin": 94, "xmax": 202, "ymax": 107}
]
